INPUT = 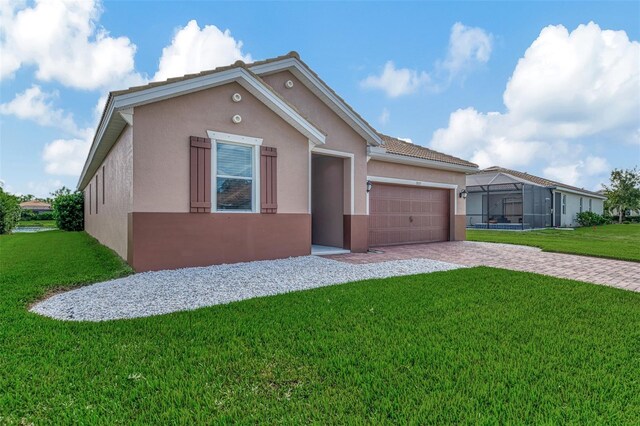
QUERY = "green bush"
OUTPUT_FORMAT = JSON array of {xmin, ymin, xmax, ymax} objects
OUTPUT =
[
  {"xmin": 576, "ymin": 211, "xmax": 608, "ymax": 227},
  {"xmin": 20, "ymin": 209, "xmax": 36, "ymax": 221},
  {"xmin": 0, "ymin": 188, "xmax": 21, "ymax": 234},
  {"xmin": 35, "ymin": 211, "xmax": 54, "ymax": 220},
  {"xmin": 52, "ymin": 191, "xmax": 84, "ymax": 231}
]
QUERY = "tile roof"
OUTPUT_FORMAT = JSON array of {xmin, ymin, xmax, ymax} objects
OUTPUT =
[
  {"xmin": 480, "ymin": 166, "xmax": 604, "ymax": 197},
  {"xmin": 378, "ymin": 134, "xmax": 478, "ymax": 168},
  {"xmin": 19, "ymin": 201, "xmax": 51, "ymax": 209},
  {"xmin": 104, "ymin": 52, "xmax": 477, "ymax": 170}
]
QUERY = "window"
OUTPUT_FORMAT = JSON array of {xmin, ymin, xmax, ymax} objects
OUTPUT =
[
  {"xmin": 589, "ymin": 199, "xmax": 592, "ymax": 212},
  {"xmin": 579, "ymin": 197, "xmax": 583, "ymax": 213},
  {"xmin": 215, "ymin": 142, "xmax": 254, "ymax": 211},
  {"xmin": 562, "ymin": 194, "xmax": 566, "ymax": 214}
]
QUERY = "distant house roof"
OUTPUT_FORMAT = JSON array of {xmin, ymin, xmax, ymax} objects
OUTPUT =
[
  {"xmin": 379, "ymin": 134, "xmax": 478, "ymax": 168},
  {"xmin": 470, "ymin": 166, "xmax": 606, "ymax": 198},
  {"xmin": 20, "ymin": 200, "xmax": 51, "ymax": 210}
]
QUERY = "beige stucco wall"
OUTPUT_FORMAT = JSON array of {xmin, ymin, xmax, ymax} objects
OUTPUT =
[
  {"xmin": 132, "ymin": 81, "xmax": 310, "ymax": 213},
  {"xmin": 83, "ymin": 125, "xmax": 133, "ymax": 259},
  {"xmin": 367, "ymin": 160, "xmax": 468, "ymax": 214},
  {"xmin": 261, "ymin": 71, "xmax": 368, "ymax": 215}
]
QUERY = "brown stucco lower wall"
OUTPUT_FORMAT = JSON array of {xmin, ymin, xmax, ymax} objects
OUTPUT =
[
  {"xmin": 343, "ymin": 215, "xmax": 368, "ymax": 252},
  {"xmin": 129, "ymin": 213, "xmax": 311, "ymax": 272},
  {"xmin": 454, "ymin": 214, "xmax": 466, "ymax": 241}
]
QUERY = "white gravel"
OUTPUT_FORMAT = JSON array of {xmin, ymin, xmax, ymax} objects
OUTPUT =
[{"xmin": 30, "ymin": 256, "xmax": 462, "ymax": 322}]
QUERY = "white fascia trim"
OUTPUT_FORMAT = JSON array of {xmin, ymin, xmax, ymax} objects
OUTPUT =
[
  {"xmin": 113, "ymin": 67, "xmax": 325, "ymax": 145},
  {"xmin": 368, "ymin": 150, "xmax": 478, "ymax": 173},
  {"xmin": 207, "ymin": 130, "xmax": 262, "ymax": 146},
  {"xmin": 78, "ymin": 67, "xmax": 326, "ymax": 189},
  {"xmin": 119, "ymin": 111, "xmax": 133, "ymax": 126},
  {"xmin": 312, "ymin": 147, "xmax": 355, "ymax": 215},
  {"xmin": 77, "ymin": 96, "xmax": 116, "ymax": 189},
  {"xmin": 251, "ymin": 58, "xmax": 383, "ymax": 146},
  {"xmin": 555, "ymin": 187, "xmax": 607, "ymax": 200},
  {"xmin": 368, "ymin": 175, "xmax": 459, "ymax": 214}
]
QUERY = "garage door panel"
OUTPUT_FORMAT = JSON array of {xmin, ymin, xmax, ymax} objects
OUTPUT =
[{"xmin": 368, "ymin": 183, "xmax": 450, "ymax": 247}]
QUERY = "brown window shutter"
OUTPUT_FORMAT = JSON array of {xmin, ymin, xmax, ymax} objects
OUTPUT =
[
  {"xmin": 260, "ymin": 146, "xmax": 277, "ymax": 214},
  {"xmin": 190, "ymin": 136, "xmax": 212, "ymax": 213}
]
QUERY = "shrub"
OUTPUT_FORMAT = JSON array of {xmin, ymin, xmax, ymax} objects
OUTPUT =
[
  {"xmin": 20, "ymin": 209, "xmax": 36, "ymax": 221},
  {"xmin": 35, "ymin": 211, "xmax": 54, "ymax": 220},
  {"xmin": 53, "ymin": 191, "xmax": 84, "ymax": 231},
  {"xmin": 576, "ymin": 211, "xmax": 608, "ymax": 227},
  {"xmin": 0, "ymin": 188, "xmax": 21, "ymax": 234}
]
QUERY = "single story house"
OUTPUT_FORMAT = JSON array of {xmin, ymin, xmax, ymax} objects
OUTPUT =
[
  {"xmin": 466, "ymin": 166, "xmax": 606, "ymax": 229},
  {"xmin": 78, "ymin": 52, "xmax": 478, "ymax": 272},
  {"xmin": 19, "ymin": 200, "xmax": 52, "ymax": 213}
]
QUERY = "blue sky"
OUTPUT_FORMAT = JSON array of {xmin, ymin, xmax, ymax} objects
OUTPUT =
[{"xmin": 1, "ymin": 0, "xmax": 639, "ymax": 197}]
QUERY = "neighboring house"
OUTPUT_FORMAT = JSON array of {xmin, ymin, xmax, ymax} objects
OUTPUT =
[
  {"xmin": 19, "ymin": 200, "xmax": 52, "ymax": 213},
  {"xmin": 466, "ymin": 166, "xmax": 606, "ymax": 229},
  {"xmin": 78, "ymin": 52, "xmax": 478, "ymax": 272}
]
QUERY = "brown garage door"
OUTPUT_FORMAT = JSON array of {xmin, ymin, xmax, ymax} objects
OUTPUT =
[{"xmin": 368, "ymin": 183, "xmax": 450, "ymax": 247}]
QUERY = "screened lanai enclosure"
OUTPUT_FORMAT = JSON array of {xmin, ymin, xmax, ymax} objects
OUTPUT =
[{"xmin": 466, "ymin": 172, "xmax": 553, "ymax": 230}]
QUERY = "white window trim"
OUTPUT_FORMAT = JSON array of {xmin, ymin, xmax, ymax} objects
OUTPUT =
[
  {"xmin": 367, "ymin": 175, "xmax": 458, "ymax": 215},
  {"xmin": 207, "ymin": 130, "xmax": 262, "ymax": 213},
  {"xmin": 311, "ymin": 147, "xmax": 355, "ymax": 215}
]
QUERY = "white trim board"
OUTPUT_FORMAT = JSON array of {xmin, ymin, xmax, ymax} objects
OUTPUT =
[
  {"xmin": 367, "ymin": 175, "xmax": 459, "ymax": 215},
  {"xmin": 77, "ymin": 66, "xmax": 325, "ymax": 190},
  {"xmin": 312, "ymin": 147, "xmax": 355, "ymax": 215},
  {"xmin": 250, "ymin": 57, "xmax": 382, "ymax": 146}
]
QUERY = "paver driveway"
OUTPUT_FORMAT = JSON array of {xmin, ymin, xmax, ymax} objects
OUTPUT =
[{"xmin": 327, "ymin": 241, "xmax": 640, "ymax": 292}]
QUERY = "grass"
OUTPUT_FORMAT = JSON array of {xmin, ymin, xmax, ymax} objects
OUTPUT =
[
  {"xmin": 1, "ymin": 231, "xmax": 639, "ymax": 423},
  {"xmin": 16, "ymin": 219, "xmax": 57, "ymax": 228},
  {"xmin": 467, "ymin": 223, "xmax": 640, "ymax": 262}
]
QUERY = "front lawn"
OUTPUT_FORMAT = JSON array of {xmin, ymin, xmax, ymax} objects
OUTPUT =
[
  {"xmin": 467, "ymin": 223, "xmax": 640, "ymax": 262},
  {"xmin": 1, "ymin": 231, "xmax": 639, "ymax": 423}
]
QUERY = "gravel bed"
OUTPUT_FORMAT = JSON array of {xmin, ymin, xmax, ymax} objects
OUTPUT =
[{"xmin": 31, "ymin": 256, "xmax": 462, "ymax": 322}]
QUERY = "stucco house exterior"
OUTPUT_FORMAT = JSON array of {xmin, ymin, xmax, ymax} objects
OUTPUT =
[
  {"xmin": 78, "ymin": 52, "xmax": 478, "ymax": 272},
  {"xmin": 466, "ymin": 166, "xmax": 606, "ymax": 229}
]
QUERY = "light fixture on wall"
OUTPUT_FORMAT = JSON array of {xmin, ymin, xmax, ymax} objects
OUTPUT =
[
  {"xmin": 366, "ymin": 180, "xmax": 372, "ymax": 193},
  {"xmin": 285, "ymin": 80, "xmax": 294, "ymax": 89},
  {"xmin": 232, "ymin": 93, "xmax": 242, "ymax": 102},
  {"xmin": 459, "ymin": 189, "xmax": 468, "ymax": 199},
  {"xmin": 232, "ymin": 114, "xmax": 242, "ymax": 124}
]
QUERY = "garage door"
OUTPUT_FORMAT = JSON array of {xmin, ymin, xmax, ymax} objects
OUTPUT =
[{"xmin": 368, "ymin": 183, "xmax": 450, "ymax": 247}]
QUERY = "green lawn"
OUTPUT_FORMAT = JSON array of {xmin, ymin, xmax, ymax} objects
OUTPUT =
[
  {"xmin": 16, "ymin": 219, "xmax": 57, "ymax": 228},
  {"xmin": 1, "ymin": 231, "xmax": 639, "ymax": 423},
  {"xmin": 468, "ymin": 224, "xmax": 640, "ymax": 262}
]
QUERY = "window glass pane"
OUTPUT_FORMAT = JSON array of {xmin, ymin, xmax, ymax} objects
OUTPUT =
[
  {"xmin": 217, "ymin": 178, "xmax": 252, "ymax": 210},
  {"xmin": 217, "ymin": 143, "xmax": 252, "ymax": 178}
]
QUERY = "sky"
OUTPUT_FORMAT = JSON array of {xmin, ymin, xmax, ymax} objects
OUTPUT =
[{"xmin": 1, "ymin": 0, "xmax": 639, "ymax": 198}]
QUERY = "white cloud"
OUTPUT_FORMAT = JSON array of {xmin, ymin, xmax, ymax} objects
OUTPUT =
[
  {"xmin": 361, "ymin": 61, "xmax": 431, "ymax": 97},
  {"xmin": 0, "ymin": 85, "xmax": 89, "ymax": 137},
  {"xmin": 430, "ymin": 22, "xmax": 639, "ymax": 187},
  {"xmin": 1, "ymin": 0, "xmax": 145, "ymax": 89},
  {"xmin": 42, "ymin": 137, "xmax": 91, "ymax": 176},
  {"xmin": 379, "ymin": 108, "xmax": 390, "ymax": 125},
  {"xmin": 24, "ymin": 178, "xmax": 65, "ymax": 198},
  {"xmin": 439, "ymin": 22, "xmax": 493, "ymax": 78},
  {"xmin": 397, "ymin": 137, "xmax": 413, "ymax": 144},
  {"xmin": 153, "ymin": 20, "xmax": 252, "ymax": 81},
  {"xmin": 362, "ymin": 22, "xmax": 492, "ymax": 96}
]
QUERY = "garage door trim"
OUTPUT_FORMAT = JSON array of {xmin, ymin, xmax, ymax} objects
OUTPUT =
[{"xmin": 366, "ymin": 175, "xmax": 458, "ymax": 215}]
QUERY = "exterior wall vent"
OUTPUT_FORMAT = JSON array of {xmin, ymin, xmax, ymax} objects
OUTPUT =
[
  {"xmin": 232, "ymin": 93, "xmax": 242, "ymax": 102},
  {"xmin": 232, "ymin": 114, "xmax": 242, "ymax": 124},
  {"xmin": 285, "ymin": 80, "xmax": 294, "ymax": 89}
]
